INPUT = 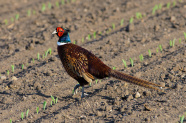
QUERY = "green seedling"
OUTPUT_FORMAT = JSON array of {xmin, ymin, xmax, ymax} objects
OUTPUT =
[
  {"xmin": 148, "ymin": 49, "xmax": 152, "ymax": 57},
  {"xmin": 21, "ymin": 112, "xmax": 24, "ymax": 120},
  {"xmin": 42, "ymin": 4, "xmax": 46, "ymax": 11},
  {"xmin": 120, "ymin": 19, "xmax": 124, "ymax": 26},
  {"xmin": 184, "ymin": 32, "xmax": 186, "ymax": 40},
  {"xmin": 122, "ymin": 59, "xmax": 127, "ymax": 68},
  {"xmin": 26, "ymin": 109, "xmax": 29, "ymax": 118},
  {"xmin": 56, "ymin": 1, "xmax": 59, "ymax": 8},
  {"xmin": 36, "ymin": 107, "xmax": 39, "ymax": 114},
  {"xmin": 179, "ymin": 38, "xmax": 181, "ymax": 43},
  {"xmin": 27, "ymin": 9, "xmax": 31, "ymax": 16},
  {"xmin": 4, "ymin": 19, "xmax": 8, "ymax": 25},
  {"xmin": 48, "ymin": 48, "xmax": 52, "ymax": 55},
  {"xmin": 11, "ymin": 65, "xmax": 14, "ymax": 73},
  {"xmin": 55, "ymin": 97, "xmax": 58, "ymax": 103},
  {"xmin": 152, "ymin": 5, "xmax": 158, "ymax": 15},
  {"xmin": 15, "ymin": 14, "xmax": 19, "ymax": 20},
  {"xmin": 48, "ymin": 3, "xmax": 52, "ymax": 9},
  {"xmin": 112, "ymin": 23, "xmax": 115, "ymax": 30},
  {"xmin": 61, "ymin": 0, "xmax": 65, "ymax": 5},
  {"xmin": 109, "ymin": 28, "xmax": 111, "ymax": 32},
  {"xmin": 159, "ymin": 3, "xmax": 162, "ymax": 9},
  {"xmin": 159, "ymin": 44, "xmax": 162, "ymax": 52},
  {"xmin": 99, "ymin": 31, "xmax": 102, "ymax": 35},
  {"xmin": 11, "ymin": 17, "xmax": 14, "ymax": 22},
  {"xmin": 51, "ymin": 95, "xmax": 55, "ymax": 104},
  {"xmin": 89, "ymin": 82, "xmax": 91, "ymax": 87},
  {"xmin": 93, "ymin": 32, "xmax": 96, "ymax": 39},
  {"xmin": 139, "ymin": 54, "xmax": 144, "ymax": 62},
  {"xmin": 7, "ymin": 70, "xmax": 9, "ymax": 76},
  {"xmin": 88, "ymin": 34, "xmax": 91, "ymax": 40},
  {"xmin": 112, "ymin": 66, "xmax": 116, "ymax": 70},
  {"xmin": 96, "ymin": 79, "xmax": 98, "ymax": 84},
  {"xmin": 45, "ymin": 51, "xmax": 48, "ymax": 57},
  {"xmin": 129, "ymin": 17, "xmax": 133, "ymax": 24},
  {"xmin": 43, "ymin": 101, "xmax": 47, "ymax": 110},
  {"xmin": 72, "ymin": 0, "xmax": 76, "ymax": 2},
  {"xmin": 82, "ymin": 37, "xmax": 84, "ymax": 42},
  {"xmin": 32, "ymin": 58, "xmax": 35, "ymax": 63},
  {"xmin": 43, "ymin": 54, "xmax": 45, "ymax": 59},
  {"xmin": 129, "ymin": 58, "xmax": 134, "ymax": 67},
  {"xmin": 22, "ymin": 64, "xmax": 24, "ymax": 70},
  {"xmin": 51, "ymin": 100, "xmax": 53, "ymax": 106},
  {"xmin": 72, "ymin": 89, "xmax": 75, "ymax": 94},
  {"xmin": 180, "ymin": 115, "xmax": 184, "ymax": 123},
  {"xmin": 73, "ymin": 41, "xmax": 76, "ymax": 44},
  {"xmin": 136, "ymin": 12, "xmax": 142, "ymax": 19},
  {"xmin": 156, "ymin": 47, "xmax": 159, "ymax": 53},
  {"xmin": 10, "ymin": 119, "xmax": 12, "ymax": 123},
  {"xmin": 172, "ymin": 1, "xmax": 176, "ymax": 7},
  {"xmin": 167, "ymin": 2, "xmax": 170, "ymax": 9},
  {"xmin": 170, "ymin": 39, "xmax": 176, "ymax": 47},
  {"xmin": 37, "ymin": 53, "xmax": 40, "ymax": 60},
  {"xmin": 33, "ymin": 10, "xmax": 36, "ymax": 15}
]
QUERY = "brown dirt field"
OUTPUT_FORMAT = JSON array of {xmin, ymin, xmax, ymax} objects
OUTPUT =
[{"xmin": 0, "ymin": 0, "xmax": 186, "ymax": 122}]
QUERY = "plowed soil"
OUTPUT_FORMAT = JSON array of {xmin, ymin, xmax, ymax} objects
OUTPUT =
[{"xmin": 0, "ymin": 0, "xmax": 186, "ymax": 122}]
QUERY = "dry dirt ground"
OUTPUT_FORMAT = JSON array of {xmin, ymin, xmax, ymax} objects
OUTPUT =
[{"xmin": 0, "ymin": 0, "xmax": 186, "ymax": 122}]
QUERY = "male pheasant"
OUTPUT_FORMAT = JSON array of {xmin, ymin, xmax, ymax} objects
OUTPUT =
[{"xmin": 52, "ymin": 27, "xmax": 163, "ymax": 98}]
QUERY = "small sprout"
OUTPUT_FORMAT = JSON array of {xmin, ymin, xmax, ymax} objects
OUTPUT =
[
  {"xmin": 51, "ymin": 100, "xmax": 53, "ymax": 106},
  {"xmin": 152, "ymin": 5, "xmax": 158, "ymax": 15},
  {"xmin": 183, "ymin": 32, "xmax": 186, "ymax": 40},
  {"xmin": 156, "ymin": 47, "xmax": 159, "ymax": 53},
  {"xmin": 4, "ymin": 19, "xmax": 8, "ymax": 25},
  {"xmin": 73, "ymin": 40, "xmax": 76, "ymax": 44},
  {"xmin": 36, "ymin": 107, "xmax": 39, "ymax": 114},
  {"xmin": 11, "ymin": 65, "xmax": 14, "ymax": 73},
  {"xmin": 112, "ymin": 23, "xmax": 115, "ymax": 30},
  {"xmin": 129, "ymin": 17, "xmax": 133, "ymax": 24},
  {"xmin": 11, "ymin": 17, "xmax": 14, "ymax": 22},
  {"xmin": 136, "ymin": 12, "xmax": 142, "ymax": 19},
  {"xmin": 159, "ymin": 3, "xmax": 162, "ymax": 9},
  {"xmin": 95, "ymin": 79, "xmax": 98, "ymax": 84},
  {"xmin": 172, "ymin": 1, "xmax": 176, "ymax": 7},
  {"xmin": 33, "ymin": 10, "xmax": 36, "ymax": 15},
  {"xmin": 51, "ymin": 95, "xmax": 55, "ymax": 104},
  {"xmin": 139, "ymin": 54, "xmax": 144, "ymax": 62},
  {"xmin": 169, "ymin": 40, "xmax": 173, "ymax": 46},
  {"xmin": 180, "ymin": 115, "xmax": 184, "ymax": 123},
  {"xmin": 48, "ymin": 48, "xmax": 52, "ymax": 55},
  {"xmin": 167, "ymin": 2, "xmax": 170, "ymax": 9},
  {"xmin": 42, "ymin": 4, "xmax": 46, "ymax": 12},
  {"xmin": 21, "ymin": 112, "xmax": 24, "ymax": 120},
  {"xmin": 32, "ymin": 58, "xmax": 35, "ymax": 63},
  {"xmin": 82, "ymin": 37, "xmax": 84, "ymax": 43},
  {"xmin": 72, "ymin": 89, "xmax": 74, "ymax": 94},
  {"xmin": 88, "ymin": 34, "xmax": 91, "ymax": 40},
  {"xmin": 93, "ymin": 32, "xmax": 96, "ymax": 39},
  {"xmin": 148, "ymin": 49, "xmax": 152, "ymax": 57},
  {"xmin": 21, "ymin": 64, "xmax": 24, "ymax": 70},
  {"xmin": 56, "ymin": 1, "xmax": 59, "ymax": 8},
  {"xmin": 43, "ymin": 54, "xmax": 45, "ymax": 59},
  {"xmin": 122, "ymin": 59, "xmax": 127, "ymax": 68},
  {"xmin": 89, "ymin": 82, "xmax": 91, "ymax": 87},
  {"xmin": 55, "ymin": 97, "xmax": 58, "ymax": 103},
  {"xmin": 112, "ymin": 66, "xmax": 116, "ymax": 70},
  {"xmin": 61, "ymin": 0, "xmax": 65, "ymax": 5},
  {"xmin": 43, "ymin": 101, "xmax": 47, "ymax": 110},
  {"xmin": 7, "ymin": 70, "xmax": 10, "ymax": 76},
  {"xmin": 159, "ymin": 44, "xmax": 163, "ymax": 52},
  {"xmin": 99, "ymin": 31, "xmax": 102, "ymax": 35},
  {"xmin": 27, "ymin": 9, "xmax": 31, "ymax": 16},
  {"xmin": 15, "ymin": 14, "xmax": 19, "ymax": 20},
  {"xmin": 129, "ymin": 58, "xmax": 134, "ymax": 67},
  {"xmin": 26, "ymin": 109, "xmax": 29, "ymax": 118},
  {"xmin": 48, "ymin": 3, "xmax": 52, "ymax": 9},
  {"xmin": 120, "ymin": 19, "xmax": 124, "ymax": 26},
  {"xmin": 10, "ymin": 119, "xmax": 12, "ymax": 123},
  {"xmin": 37, "ymin": 53, "xmax": 40, "ymax": 60},
  {"xmin": 179, "ymin": 38, "xmax": 181, "ymax": 43}
]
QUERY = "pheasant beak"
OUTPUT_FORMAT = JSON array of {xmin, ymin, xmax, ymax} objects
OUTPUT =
[{"xmin": 52, "ymin": 30, "xmax": 57, "ymax": 34}]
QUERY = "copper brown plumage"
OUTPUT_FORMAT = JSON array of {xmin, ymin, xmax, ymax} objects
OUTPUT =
[{"xmin": 52, "ymin": 27, "xmax": 164, "ymax": 98}]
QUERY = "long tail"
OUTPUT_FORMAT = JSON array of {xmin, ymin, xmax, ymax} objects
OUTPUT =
[{"xmin": 109, "ymin": 70, "xmax": 164, "ymax": 91}]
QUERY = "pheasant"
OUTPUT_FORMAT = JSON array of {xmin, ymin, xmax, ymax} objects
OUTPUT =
[{"xmin": 52, "ymin": 27, "xmax": 163, "ymax": 98}]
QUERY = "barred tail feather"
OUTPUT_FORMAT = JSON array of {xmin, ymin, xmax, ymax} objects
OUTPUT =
[{"xmin": 109, "ymin": 70, "xmax": 163, "ymax": 91}]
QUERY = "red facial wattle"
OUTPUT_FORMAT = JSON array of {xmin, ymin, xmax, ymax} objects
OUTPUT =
[{"xmin": 56, "ymin": 27, "xmax": 65, "ymax": 37}]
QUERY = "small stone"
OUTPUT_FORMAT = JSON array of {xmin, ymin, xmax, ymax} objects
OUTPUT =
[
  {"xmin": 143, "ymin": 91, "xmax": 151, "ymax": 96},
  {"xmin": 126, "ymin": 23, "xmax": 135, "ymax": 32},
  {"xmin": 170, "ymin": 16, "xmax": 176, "ymax": 22},
  {"xmin": 154, "ymin": 25, "xmax": 160, "ymax": 31},
  {"xmin": 143, "ymin": 62, "xmax": 148, "ymax": 66},
  {"xmin": 26, "ymin": 43, "xmax": 34, "ymax": 50},
  {"xmin": 1, "ymin": 76, "xmax": 7, "ymax": 80},
  {"xmin": 9, "ymin": 81, "xmax": 21, "ymax": 88},
  {"xmin": 106, "ymin": 105, "xmax": 112, "ymax": 111},
  {"xmin": 97, "ymin": 111, "xmax": 103, "ymax": 117},
  {"xmin": 135, "ymin": 92, "xmax": 141, "ymax": 98},
  {"xmin": 34, "ymin": 82, "xmax": 41, "ymax": 90},
  {"xmin": 12, "ymin": 76, "xmax": 18, "ymax": 81},
  {"xmin": 127, "ymin": 94, "xmax": 133, "ymax": 101},
  {"xmin": 159, "ymin": 82, "xmax": 165, "ymax": 87},
  {"xmin": 174, "ymin": 83, "xmax": 182, "ymax": 90}
]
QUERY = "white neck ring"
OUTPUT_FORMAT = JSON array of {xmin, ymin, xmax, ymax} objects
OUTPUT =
[{"xmin": 57, "ymin": 42, "xmax": 67, "ymax": 46}]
